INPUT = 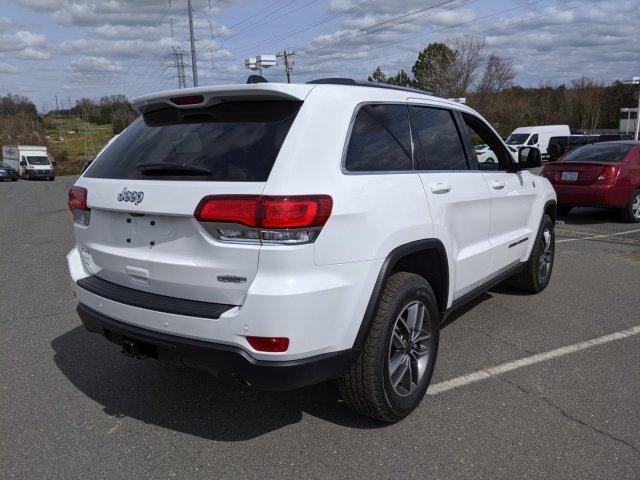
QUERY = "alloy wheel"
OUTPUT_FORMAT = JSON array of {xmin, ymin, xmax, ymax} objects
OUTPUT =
[
  {"xmin": 388, "ymin": 300, "xmax": 432, "ymax": 397},
  {"xmin": 632, "ymin": 193, "xmax": 640, "ymax": 220},
  {"xmin": 538, "ymin": 227, "xmax": 553, "ymax": 283}
]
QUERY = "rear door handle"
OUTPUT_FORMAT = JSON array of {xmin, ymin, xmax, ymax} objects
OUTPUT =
[
  {"xmin": 430, "ymin": 183, "xmax": 451, "ymax": 194},
  {"xmin": 491, "ymin": 181, "xmax": 505, "ymax": 190}
]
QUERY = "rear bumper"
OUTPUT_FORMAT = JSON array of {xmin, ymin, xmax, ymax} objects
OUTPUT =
[
  {"xmin": 77, "ymin": 303, "xmax": 358, "ymax": 390},
  {"xmin": 553, "ymin": 183, "xmax": 631, "ymax": 208}
]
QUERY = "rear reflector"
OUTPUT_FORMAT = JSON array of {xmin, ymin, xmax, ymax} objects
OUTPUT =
[
  {"xmin": 170, "ymin": 95, "xmax": 205, "ymax": 105},
  {"xmin": 68, "ymin": 186, "xmax": 90, "ymax": 225},
  {"xmin": 246, "ymin": 336, "xmax": 289, "ymax": 352}
]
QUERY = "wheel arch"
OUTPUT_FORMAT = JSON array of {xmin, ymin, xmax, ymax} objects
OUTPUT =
[
  {"xmin": 544, "ymin": 199, "xmax": 557, "ymax": 223},
  {"xmin": 352, "ymin": 239, "xmax": 449, "ymax": 350}
]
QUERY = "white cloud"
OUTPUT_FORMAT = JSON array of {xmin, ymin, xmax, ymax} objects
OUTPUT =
[
  {"xmin": 0, "ymin": 61, "xmax": 22, "ymax": 74},
  {"xmin": 69, "ymin": 56, "xmax": 123, "ymax": 81},
  {"xmin": 16, "ymin": 47, "xmax": 52, "ymax": 60}
]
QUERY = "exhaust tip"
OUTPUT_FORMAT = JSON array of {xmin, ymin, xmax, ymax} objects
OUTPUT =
[{"xmin": 231, "ymin": 373, "xmax": 252, "ymax": 388}]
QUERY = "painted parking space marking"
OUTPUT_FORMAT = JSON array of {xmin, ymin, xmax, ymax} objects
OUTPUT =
[
  {"xmin": 428, "ymin": 324, "xmax": 640, "ymax": 395},
  {"xmin": 556, "ymin": 228, "xmax": 640, "ymax": 243}
]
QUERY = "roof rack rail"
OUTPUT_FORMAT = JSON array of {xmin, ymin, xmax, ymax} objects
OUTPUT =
[{"xmin": 306, "ymin": 77, "xmax": 434, "ymax": 96}]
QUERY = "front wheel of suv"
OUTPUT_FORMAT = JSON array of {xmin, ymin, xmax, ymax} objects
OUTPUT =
[
  {"xmin": 338, "ymin": 272, "xmax": 439, "ymax": 422},
  {"xmin": 510, "ymin": 214, "xmax": 555, "ymax": 293}
]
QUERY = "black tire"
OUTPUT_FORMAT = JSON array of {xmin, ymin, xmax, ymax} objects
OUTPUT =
[
  {"xmin": 510, "ymin": 215, "xmax": 555, "ymax": 293},
  {"xmin": 49, "ymin": 177, "xmax": 55, "ymax": 181},
  {"xmin": 557, "ymin": 205, "xmax": 572, "ymax": 216},
  {"xmin": 11, "ymin": 178, "xmax": 18, "ymax": 182},
  {"xmin": 621, "ymin": 189, "xmax": 640, "ymax": 223},
  {"xmin": 338, "ymin": 272, "xmax": 439, "ymax": 423}
]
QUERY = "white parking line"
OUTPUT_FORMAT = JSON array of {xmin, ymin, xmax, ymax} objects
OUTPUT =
[
  {"xmin": 556, "ymin": 228, "xmax": 640, "ymax": 243},
  {"xmin": 427, "ymin": 324, "xmax": 640, "ymax": 395}
]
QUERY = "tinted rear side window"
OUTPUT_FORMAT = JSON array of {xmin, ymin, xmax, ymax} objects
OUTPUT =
[
  {"xmin": 345, "ymin": 104, "xmax": 412, "ymax": 172},
  {"xmin": 410, "ymin": 106, "xmax": 468, "ymax": 170},
  {"xmin": 563, "ymin": 143, "xmax": 633, "ymax": 163},
  {"xmin": 85, "ymin": 100, "xmax": 301, "ymax": 182}
]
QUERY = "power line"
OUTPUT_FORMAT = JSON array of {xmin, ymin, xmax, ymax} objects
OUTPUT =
[
  {"xmin": 232, "ymin": 0, "xmax": 376, "ymax": 55},
  {"xmin": 294, "ymin": 0, "xmax": 472, "ymax": 53}
]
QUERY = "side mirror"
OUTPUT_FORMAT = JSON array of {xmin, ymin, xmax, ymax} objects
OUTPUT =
[
  {"xmin": 20, "ymin": 160, "xmax": 27, "ymax": 167},
  {"xmin": 517, "ymin": 146, "xmax": 541, "ymax": 169}
]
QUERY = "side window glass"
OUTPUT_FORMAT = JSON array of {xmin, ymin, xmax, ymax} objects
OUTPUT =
[
  {"xmin": 461, "ymin": 113, "xmax": 510, "ymax": 171},
  {"xmin": 409, "ymin": 106, "xmax": 468, "ymax": 171},
  {"xmin": 527, "ymin": 134, "xmax": 538, "ymax": 145},
  {"xmin": 345, "ymin": 104, "xmax": 412, "ymax": 172}
]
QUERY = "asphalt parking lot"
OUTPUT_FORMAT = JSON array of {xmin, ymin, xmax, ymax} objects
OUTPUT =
[{"xmin": 1, "ymin": 176, "xmax": 639, "ymax": 479}]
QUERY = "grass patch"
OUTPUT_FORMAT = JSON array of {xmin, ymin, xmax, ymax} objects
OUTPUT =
[{"xmin": 44, "ymin": 116, "xmax": 115, "ymax": 175}]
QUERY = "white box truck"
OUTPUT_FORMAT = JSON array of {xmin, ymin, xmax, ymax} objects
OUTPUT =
[
  {"xmin": 505, "ymin": 125, "xmax": 570, "ymax": 158},
  {"xmin": 2, "ymin": 145, "xmax": 55, "ymax": 180}
]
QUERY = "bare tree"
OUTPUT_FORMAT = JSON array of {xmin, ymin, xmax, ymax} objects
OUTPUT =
[
  {"xmin": 478, "ymin": 54, "xmax": 515, "ymax": 95},
  {"xmin": 448, "ymin": 35, "xmax": 486, "ymax": 97}
]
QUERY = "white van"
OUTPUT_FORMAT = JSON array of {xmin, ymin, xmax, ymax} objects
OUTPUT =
[
  {"xmin": 506, "ymin": 125, "xmax": 570, "ymax": 157},
  {"xmin": 2, "ymin": 145, "xmax": 55, "ymax": 180}
]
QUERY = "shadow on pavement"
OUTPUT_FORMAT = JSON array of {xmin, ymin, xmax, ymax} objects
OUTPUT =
[
  {"xmin": 559, "ymin": 207, "xmax": 625, "ymax": 225},
  {"xmin": 51, "ymin": 326, "xmax": 384, "ymax": 441}
]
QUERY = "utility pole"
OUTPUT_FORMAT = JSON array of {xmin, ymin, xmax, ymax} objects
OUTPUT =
[
  {"xmin": 277, "ymin": 50, "xmax": 295, "ymax": 83},
  {"xmin": 170, "ymin": 46, "xmax": 188, "ymax": 89},
  {"xmin": 187, "ymin": 0, "xmax": 198, "ymax": 87}
]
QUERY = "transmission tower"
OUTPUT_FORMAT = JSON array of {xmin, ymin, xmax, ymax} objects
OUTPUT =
[{"xmin": 170, "ymin": 46, "xmax": 189, "ymax": 89}]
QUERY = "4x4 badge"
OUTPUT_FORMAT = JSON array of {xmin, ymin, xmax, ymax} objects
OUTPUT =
[{"xmin": 117, "ymin": 187, "xmax": 144, "ymax": 205}]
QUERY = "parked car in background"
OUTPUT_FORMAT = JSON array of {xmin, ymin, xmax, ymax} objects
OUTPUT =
[
  {"xmin": 474, "ymin": 144, "xmax": 498, "ymax": 165},
  {"xmin": 2, "ymin": 145, "xmax": 55, "ymax": 180},
  {"xmin": 506, "ymin": 125, "xmax": 570, "ymax": 158},
  {"xmin": 547, "ymin": 134, "xmax": 635, "ymax": 162},
  {"xmin": 541, "ymin": 141, "xmax": 640, "ymax": 222},
  {"xmin": 0, "ymin": 161, "xmax": 19, "ymax": 181}
]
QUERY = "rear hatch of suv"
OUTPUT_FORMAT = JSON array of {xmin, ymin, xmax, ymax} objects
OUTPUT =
[{"xmin": 72, "ymin": 88, "xmax": 306, "ymax": 306}]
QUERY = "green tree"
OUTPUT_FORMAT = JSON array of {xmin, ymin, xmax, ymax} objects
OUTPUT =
[
  {"xmin": 368, "ymin": 66, "xmax": 387, "ymax": 84},
  {"xmin": 411, "ymin": 42, "xmax": 457, "ymax": 95}
]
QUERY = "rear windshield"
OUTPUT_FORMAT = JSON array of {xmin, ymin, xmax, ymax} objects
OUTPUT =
[
  {"xmin": 85, "ymin": 100, "xmax": 301, "ymax": 182},
  {"xmin": 562, "ymin": 143, "xmax": 633, "ymax": 163}
]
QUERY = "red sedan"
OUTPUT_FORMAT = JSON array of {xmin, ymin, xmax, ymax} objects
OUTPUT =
[{"xmin": 541, "ymin": 141, "xmax": 640, "ymax": 222}]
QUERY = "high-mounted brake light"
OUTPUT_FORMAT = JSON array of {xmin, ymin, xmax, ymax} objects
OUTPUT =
[
  {"xmin": 68, "ymin": 186, "xmax": 90, "ymax": 225},
  {"xmin": 246, "ymin": 336, "xmax": 289, "ymax": 352},
  {"xmin": 170, "ymin": 95, "xmax": 205, "ymax": 106},
  {"xmin": 595, "ymin": 165, "xmax": 619, "ymax": 184},
  {"xmin": 194, "ymin": 195, "xmax": 333, "ymax": 244}
]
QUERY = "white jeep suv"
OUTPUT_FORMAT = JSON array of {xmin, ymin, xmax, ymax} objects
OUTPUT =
[{"xmin": 67, "ymin": 79, "xmax": 557, "ymax": 422}]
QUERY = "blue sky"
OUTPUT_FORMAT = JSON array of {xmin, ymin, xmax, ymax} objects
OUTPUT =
[{"xmin": 0, "ymin": 0, "xmax": 638, "ymax": 111}]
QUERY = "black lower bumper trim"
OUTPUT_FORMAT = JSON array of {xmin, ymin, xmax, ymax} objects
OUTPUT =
[
  {"xmin": 77, "ymin": 304, "xmax": 358, "ymax": 391},
  {"xmin": 77, "ymin": 275, "xmax": 234, "ymax": 319}
]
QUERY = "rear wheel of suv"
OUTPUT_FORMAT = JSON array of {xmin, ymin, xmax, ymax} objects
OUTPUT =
[
  {"xmin": 338, "ymin": 272, "xmax": 439, "ymax": 423},
  {"xmin": 621, "ymin": 189, "xmax": 640, "ymax": 223},
  {"xmin": 510, "ymin": 214, "xmax": 555, "ymax": 293}
]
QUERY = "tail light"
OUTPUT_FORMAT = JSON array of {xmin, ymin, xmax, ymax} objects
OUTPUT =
[
  {"xmin": 194, "ymin": 195, "xmax": 332, "ymax": 244},
  {"xmin": 595, "ymin": 165, "xmax": 619, "ymax": 185},
  {"xmin": 68, "ymin": 186, "xmax": 90, "ymax": 225},
  {"xmin": 246, "ymin": 336, "xmax": 289, "ymax": 352}
]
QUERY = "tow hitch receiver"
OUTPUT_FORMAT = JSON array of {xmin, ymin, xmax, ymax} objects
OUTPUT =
[{"xmin": 121, "ymin": 339, "xmax": 148, "ymax": 359}]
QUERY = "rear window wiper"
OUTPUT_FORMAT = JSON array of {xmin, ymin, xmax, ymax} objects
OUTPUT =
[{"xmin": 136, "ymin": 162, "xmax": 212, "ymax": 176}]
